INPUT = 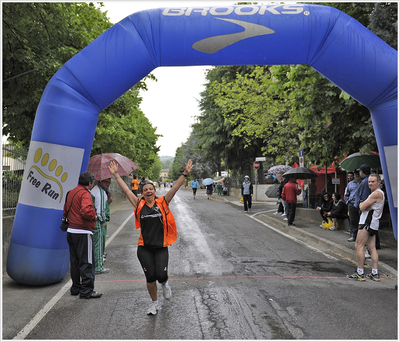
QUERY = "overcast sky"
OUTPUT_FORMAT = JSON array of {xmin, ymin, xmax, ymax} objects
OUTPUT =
[{"xmin": 100, "ymin": 1, "xmax": 239, "ymax": 157}]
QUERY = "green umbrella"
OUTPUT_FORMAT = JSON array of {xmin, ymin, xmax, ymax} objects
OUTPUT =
[{"xmin": 339, "ymin": 152, "xmax": 381, "ymax": 172}]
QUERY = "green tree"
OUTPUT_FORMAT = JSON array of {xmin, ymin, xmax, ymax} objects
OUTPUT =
[
  {"xmin": 3, "ymin": 2, "xmax": 112, "ymax": 146},
  {"xmin": 195, "ymin": 66, "xmax": 265, "ymax": 175},
  {"xmin": 270, "ymin": 64, "xmax": 374, "ymax": 166},
  {"xmin": 149, "ymin": 157, "xmax": 162, "ymax": 181},
  {"xmin": 91, "ymin": 87, "xmax": 160, "ymax": 178},
  {"xmin": 3, "ymin": 2, "xmax": 161, "ymax": 176},
  {"xmin": 170, "ymin": 145, "xmax": 186, "ymax": 180},
  {"xmin": 210, "ymin": 66, "xmax": 300, "ymax": 166},
  {"xmin": 368, "ymin": 2, "xmax": 398, "ymax": 49},
  {"xmin": 177, "ymin": 2, "xmax": 396, "ymax": 178}
]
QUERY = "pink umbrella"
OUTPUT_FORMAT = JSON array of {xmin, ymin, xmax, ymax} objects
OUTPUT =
[{"xmin": 87, "ymin": 153, "xmax": 139, "ymax": 180}]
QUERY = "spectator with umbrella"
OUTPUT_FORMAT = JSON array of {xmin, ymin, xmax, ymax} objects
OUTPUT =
[
  {"xmin": 91, "ymin": 177, "xmax": 112, "ymax": 275},
  {"xmin": 206, "ymin": 183, "xmax": 214, "ymax": 200},
  {"xmin": 281, "ymin": 176, "xmax": 301, "ymax": 226},
  {"xmin": 108, "ymin": 159, "xmax": 193, "ymax": 315},
  {"xmin": 268, "ymin": 165, "xmax": 290, "ymax": 216},
  {"xmin": 88, "ymin": 153, "xmax": 139, "ymax": 275},
  {"xmin": 282, "ymin": 167, "xmax": 317, "ymax": 223},
  {"xmin": 202, "ymin": 178, "xmax": 214, "ymax": 200}
]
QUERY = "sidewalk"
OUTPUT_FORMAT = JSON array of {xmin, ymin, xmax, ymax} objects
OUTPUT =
[{"xmin": 211, "ymin": 193, "xmax": 398, "ymax": 279}]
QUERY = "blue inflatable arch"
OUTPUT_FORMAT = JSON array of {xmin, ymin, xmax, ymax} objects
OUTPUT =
[{"xmin": 7, "ymin": 4, "xmax": 397, "ymax": 285}]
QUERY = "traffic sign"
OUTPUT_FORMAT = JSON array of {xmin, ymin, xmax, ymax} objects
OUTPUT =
[{"xmin": 253, "ymin": 161, "xmax": 260, "ymax": 170}]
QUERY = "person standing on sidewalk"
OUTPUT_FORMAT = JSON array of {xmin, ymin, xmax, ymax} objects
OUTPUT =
[
  {"xmin": 344, "ymin": 171, "xmax": 361, "ymax": 242},
  {"xmin": 64, "ymin": 172, "xmax": 102, "ymax": 299},
  {"xmin": 216, "ymin": 182, "xmax": 223, "ymax": 196},
  {"xmin": 91, "ymin": 178, "xmax": 111, "ymax": 275},
  {"xmin": 241, "ymin": 175, "xmax": 253, "ymax": 213},
  {"xmin": 354, "ymin": 164, "xmax": 380, "ymax": 257},
  {"xmin": 347, "ymin": 174, "xmax": 385, "ymax": 281},
  {"xmin": 354, "ymin": 164, "xmax": 371, "ymax": 208},
  {"xmin": 281, "ymin": 176, "xmax": 301, "ymax": 226},
  {"xmin": 108, "ymin": 159, "xmax": 193, "ymax": 315}
]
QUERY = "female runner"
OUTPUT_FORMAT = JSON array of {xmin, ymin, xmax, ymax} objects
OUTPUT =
[{"xmin": 108, "ymin": 159, "xmax": 193, "ymax": 315}]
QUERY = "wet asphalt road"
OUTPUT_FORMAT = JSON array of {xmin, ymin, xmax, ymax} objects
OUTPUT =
[{"xmin": 3, "ymin": 187, "xmax": 398, "ymax": 340}]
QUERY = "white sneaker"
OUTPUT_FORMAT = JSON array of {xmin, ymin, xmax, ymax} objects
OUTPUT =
[
  {"xmin": 281, "ymin": 213, "xmax": 286, "ymax": 216},
  {"xmin": 329, "ymin": 226, "xmax": 338, "ymax": 231},
  {"xmin": 365, "ymin": 249, "xmax": 371, "ymax": 259},
  {"xmin": 273, "ymin": 212, "xmax": 279, "ymax": 215},
  {"xmin": 283, "ymin": 218, "xmax": 288, "ymax": 221},
  {"xmin": 147, "ymin": 301, "xmax": 159, "ymax": 315},
  {"xmin": 162, "ymin": 284, "xmax": 172, "ymax": 300}
]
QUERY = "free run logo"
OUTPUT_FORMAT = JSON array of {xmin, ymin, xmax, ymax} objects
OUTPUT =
[{"xmin": 192, "ymin": 18, "xmax": 275, "ymax": 54}]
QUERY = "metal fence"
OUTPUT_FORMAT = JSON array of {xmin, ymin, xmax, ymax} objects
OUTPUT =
[{"xmin": 2, "ymin": 144, "xmax": 27, "ymax": 215}]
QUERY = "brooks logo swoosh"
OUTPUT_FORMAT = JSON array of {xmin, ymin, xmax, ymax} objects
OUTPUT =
[{"xmin": 192, "ymin": 18, "xmax": 275, "ymax": 54}]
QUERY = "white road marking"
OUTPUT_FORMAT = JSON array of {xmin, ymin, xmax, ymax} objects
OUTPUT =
[
  {"xmin": 13, "ymin": 211, "xmax": 135, "ymax": 340},
  {"xmin": 251, "ymin": 212, "xmax": 338, "ymax": 261}
]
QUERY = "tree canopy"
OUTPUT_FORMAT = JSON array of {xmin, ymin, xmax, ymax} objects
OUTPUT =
[
  {"xmin": 3, "ymin": 2, "xmax": 162, "ymax": 180},
  {"xmin": 176, "ymin": 2, "xmax": 397, "ymax": 181}
]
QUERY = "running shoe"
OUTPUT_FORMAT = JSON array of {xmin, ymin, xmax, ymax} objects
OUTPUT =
[
  {"xmin": 346, "ymin": 272, "xmax": 366, "ymax": 281},
  {"xmin": 329, "ymin": 226, "xmax": 338, "ymax": 231},
  {"xmin": 163, "ymin": 284, "xmax": 172, "ymax": 299},
  {"xmin": 147, "ymin": 302, "xmax": 159, "ymax": 315},
  {"xmin": 366, "ymin": 273, "xmax": 380, "ymax": 282}
]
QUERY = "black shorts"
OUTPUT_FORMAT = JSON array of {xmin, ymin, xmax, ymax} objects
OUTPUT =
[
  {"xmin": 358, "ymin": 224, "xmax": 378, "ymax": 236},
  {"xmin": 137, "ymin": 246, "xmax": 169, "ymax": 283},
  {"xmin": 192, "ymin": 188, "xmax": 198, "ymax": 194}
]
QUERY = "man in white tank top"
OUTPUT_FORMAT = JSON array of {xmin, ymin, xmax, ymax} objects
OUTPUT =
[{"xmin": 347, "ymin": 174, "xmax": 385, "ymax": 281}]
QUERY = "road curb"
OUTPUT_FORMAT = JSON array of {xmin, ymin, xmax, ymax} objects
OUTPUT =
[
  {"xmin": 212, "ymin": 195, "xmax": 397, "ymax": 279},
  {"xmin": 258, "ymin": 214, "xmax": 397, "ymax": 279}
]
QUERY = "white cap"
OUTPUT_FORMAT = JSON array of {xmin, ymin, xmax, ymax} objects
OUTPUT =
[{"xmin": 244, "ymin": 175, "xmax": 249, "ymax": 179}]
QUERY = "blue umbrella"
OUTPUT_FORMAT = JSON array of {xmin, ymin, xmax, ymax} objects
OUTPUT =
[{"xmin": 202, "ymin": 178, "xmax": 214, "ymax": 186}]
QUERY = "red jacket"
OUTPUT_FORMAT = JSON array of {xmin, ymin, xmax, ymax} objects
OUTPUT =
[
  {"xmin": 281, "ymin": 180, "xmax": 301, "ymax": 204},
  {"xmin": 63, "ymin": 185, "xmax": 96, "ymax": 231}
]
